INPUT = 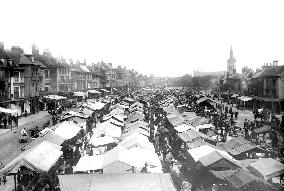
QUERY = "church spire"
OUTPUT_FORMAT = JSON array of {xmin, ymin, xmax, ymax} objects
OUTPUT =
[{"xmin": 230, "ymin": 45, "xmax": 233, "ymax": 58}]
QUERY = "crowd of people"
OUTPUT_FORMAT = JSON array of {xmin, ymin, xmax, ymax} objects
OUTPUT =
[{"xmin": 1, "ymin": 87, "xmax": 283, "ymax": 191}]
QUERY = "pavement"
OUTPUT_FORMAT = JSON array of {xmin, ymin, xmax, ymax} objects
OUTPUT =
[
  {"xmin": 211, "ymin": 99, "xmax": 255, "ymax": 128},
  {"xmin": 0, "ymin": 111, "xmax": 51, "ymax": 191},
  {"xmin": 0, "ymin": 111, "xmax": 50, "ymax": 137}
]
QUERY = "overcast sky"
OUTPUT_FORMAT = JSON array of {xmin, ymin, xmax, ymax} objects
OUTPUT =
[{"xmin": 1, "ymin": 0, "xmax": 283, "ymax": 77}]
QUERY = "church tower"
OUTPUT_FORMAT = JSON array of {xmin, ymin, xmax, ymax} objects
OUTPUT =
[{"xmin": 227, "ymin": 46, "xmax": 236, "ymax": 75}]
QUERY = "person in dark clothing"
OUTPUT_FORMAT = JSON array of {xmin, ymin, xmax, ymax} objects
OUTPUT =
[
  {"xmin": 235, "ymin": 111, "xmax": 238, "ymax": 119},
  {"xmin": 3, "ymin": 115, "xmax": 7, "ymax": 129}
]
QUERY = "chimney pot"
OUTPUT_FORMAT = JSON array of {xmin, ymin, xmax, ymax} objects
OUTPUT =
[{"xmin": 0, "ymin": 42, "xmax": 4, "ymax": 49}]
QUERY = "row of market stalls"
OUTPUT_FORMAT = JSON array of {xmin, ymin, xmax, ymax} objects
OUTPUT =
[
  {"xmin": 159, "ymin": 92, "xmax": 284, "ymax": 190},
  {"xmin": 0, "ymin": 95, "xmax": 176, "ymax": 191}
]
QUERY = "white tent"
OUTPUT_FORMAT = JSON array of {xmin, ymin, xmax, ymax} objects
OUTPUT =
[
  {"xmin": 0, "ymin": 107, "xmax": 18, "ymax": 114},
  {"xmin": 87, "ymin": 102, "xmax": 105, "ymax": 110},
  {"xmin": 195, "ymin": 123, "xmax": 215, "ymax": 131},
  {"xmin": 44, "ymin": 95, "xmax": 67, "ymax": 100},
  {"xmin": 119, "ymin": 132, "xmax": 154, "ymax": 150},
  {"xmin": 101, "ymin": 89, "xmax": 110, "ymax": 93},
  {"xmin": 90, "ymin": 136, "xmax": 116, "ymax": 147},
  {"xmin": 174, "ymin": 124, "xmax": 193, "ymax": 133},
  {"xmin": 106, "ymin": 118, "xmax": 125, "ymax": 127},
  {"xmin": 73, "ymin": 155, "xmax": 105, "ymax": 172},
  {"xmin": 0, "ymin": 141, "xmax": 62, "ymax": 175},
  {"xmin": 188, "ymin": 145, "xmax": 233, "ymax": 162},
  {"xmin": 74, "ymin": 91, "xmax": 86, "ymax": 97},
  {"xmin": 128, "ymin": 147, "xmax": 163, "ymax": 173},
  {"xmin": 248, "ymin": 158, "xmax": 284, "ymax": 180},
  {"xmin": 54, "ymin": 121, "xmax": 81, "ymax": 139},
  {"xmin": 93, "ymin": 122, "xmax": 122, "ymax": 138},
  {"xmin": 88, "ymin": 90, "xmax": 101, "ymax": 94}
]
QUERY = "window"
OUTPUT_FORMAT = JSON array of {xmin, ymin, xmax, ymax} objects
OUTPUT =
[
  {"xmin": 60, "ymin": 76, "xmax": 64, "ymax": 81},
  {"xmin": 45, "ymin": 87, "xmax": 48, "ymax": 91},
  {"xmin": 14, "ymin": 87, "xmax": 19, "ymax": 99},
  {"xmin": 20, "ymin": 86, "xmax": 24, "ymax": 97},
  {"xmin": 94, "ymin": 82, "xmax": 97, "ymax": 87},
  {"xmin": 88, "ymin": 83, "xmax": 90, "ymax": 89},
  {"xmin": 0, "ymin": 70, "xmax": 4, "ymax": 79},
  {"xmin": 272, "ymin": 79, "xmax": 276, "ymax": 87},
  {"xmin": 44, "ymin": 70, "xmax": 49, "ymax": 78},
  {"xmin": 66, "ymin": 76, "xmax": 69, "ymax": 80}
]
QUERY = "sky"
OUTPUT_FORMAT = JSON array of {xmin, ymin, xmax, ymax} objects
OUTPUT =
[{"xmin": 0, "ymin": 0, "xmax": 283, "ymax": 77}]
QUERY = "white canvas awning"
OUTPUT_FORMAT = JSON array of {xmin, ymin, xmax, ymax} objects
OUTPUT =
[
  {"xmin": 88, "ymin": 90, "xmax": 101, "ymax": 94},
  {"xmin": 174, "ymin": 124, "xmax": 192, "ymax": 133},
  {"xmin": 90, "ymin": 136, "xmax": 116, "ymax": 147},
  {"xmin": 44, "ymin": 95, "xmax": 67, "ymax": 100},
  {"xmin": 0, "ymin": 141, "xmax": 62, "ymax": 175},
  {"xmin": 237, "ymin": 96, "xmax": 252, "ymax": 102},
  {"xmin": 74, "ymin": 92, "xmax": 86, "ymax": 97},
  {"xmin": 0, "ymin": 107, "xmax": 18, "ymax": 114},
  {"xmin": 53, "ymin": 121, "xmax": 81, "ymax": 139},
  {"xmin": 101, "ymin": 89, "xmax": 110, "ymax": 93},
  {"xmin": 73, "ymin": 155, "xmax": 105, "ymax": 172},
  {"xmin": 87, "ymin": 102, "xmax": 105, "ymax": 110}
]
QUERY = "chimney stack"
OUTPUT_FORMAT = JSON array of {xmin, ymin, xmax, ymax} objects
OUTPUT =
[
  {"xmin": 273, "ymin": 60, "xmax": 278, "ymax": 66},
  {"xmin": 0, "ymin": 42, "xmax": 4, "ymax": 50}
]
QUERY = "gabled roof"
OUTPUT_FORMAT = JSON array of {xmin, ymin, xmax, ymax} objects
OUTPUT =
[
  {"xmin": 260, "ymin": 65, "xmax": 284, "ymax": 77},
  {"xmin": 0, "ymin": 47, "xmax": 11, "ymax": 59},
  {"xmin": 34, "ymin": 54, "xmax": 52, "ymax": 68},
  {"xmin": 71, "ymin": 64, "xmax": 85, "ymax": 73},
  {"xmin": 58, "ymin": 173, "xmax": 176, "ymax": 191}
]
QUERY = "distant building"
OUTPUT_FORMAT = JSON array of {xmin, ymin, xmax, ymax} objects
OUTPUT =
[
  {"xmin": 227, "ymin": 46, "xmax": 236, "ymax": 75},
  {"xmin": 194, "ymin": 69, "xmax": 225, "ymax": 77}
]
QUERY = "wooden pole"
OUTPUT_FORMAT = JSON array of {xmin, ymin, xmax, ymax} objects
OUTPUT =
[{"xmin": 14, "ymin": 174, "xmax": 17, "ymax": 191}]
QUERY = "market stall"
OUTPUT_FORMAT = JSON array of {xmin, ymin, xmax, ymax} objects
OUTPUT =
[{"xmin": 58, "ymin": 173, "xmax": 176, "ymax": 191}]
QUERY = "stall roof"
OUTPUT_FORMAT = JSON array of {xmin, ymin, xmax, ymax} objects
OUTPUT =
[
  {"xmin": 93, "ymin": 121, "xmax": 122, "ymax": 138},
  {"xmin": 44, "ymin": 95, "xmax": 67, "ymax": 100},
  {"xmin": 0, "ymin": 107, "xmax": 18, "ymax": 114},
  {"xmin": 101, "ymin": 89, "xmax": 110, "ymax": 93},
  {"xmin": 73, "ymin": 91, "xmax": 86, "ymax": 97},
  {"xmin": 103, "ymin": 114, "xmax": 125, "ymax": 123},
  {"xmin": 53, "ymin": 121, "xmax": 81, "ymax": 140},
  {"xmin": 174, "ymin": 124, "xmax": 192, "ymax": 133},
  {"xmin": 124, "ymin": 97, "xmax": 135, "ymax": 103},
  {"xmin": 211, "ymin": 170, "xmax": 256, "ymax": 189},
  {"xmin": 248, "ymin": 158, "xmax": 284, "ymax": 180},
  {"xmin": 122, "ymin": 126, "xmax": 150, "ymax": 138},
  {"xmin": 186, "ymin": 139, "xmax": 207, "ymax": 149},
  {"xmin": 87, "ymin": 89, "xmax": 101, "ymax": 94},
  {"xmin": 196, "ymin": 97, "xmax": 211, "ymax": 104},
  {"xmin": 168, "ymin": 116, "xmax": 184, "ymax": 127},
  {"xmin": 253, "ymin": 125, "xmax": 271, "ymax": 134},
  {"xmin": 58, "ymin": 173, "xmax": 176, "ymax": 191},
  {"xmin": 237, "ymin": 96, "xmax": 253, "ymax": 102},
  {"xmin": 87, "ymin": 102, "xmax": 105, "ymax": 110},
  {"xmin": 0, "ymin": 141, "xmax": 62, "ymax": 175},
  {"xmin": 195, "ymin": 123, "xmax": 214, "ymax": 130},
  {"xmin": 22, "ymin": 129, "xmax": 65, "ymax": 151},
  {"xmin": 126, "ymin": 120, "xmax": 148, "ymax": 130},
  {"xmin": 103, "ymin": 146, "xmax": 142, "ymax": 168},
  {"xmin": 73, "ymin": 155, "xmax": 105, "ymax": 172},
  {"xmin": 178, "ymin": 129, "xmax": 213, "ymax": 143},
  {"xmin": 119, "ymin": 132, "xmax": 154, "ymax": 150},
  {"xmin": 188, "ymin": 145, "xmax": 241, "ymax": 168},
  {"xmin": 221, "ymin": 137, "xmax": 263, "ymax": 156},
  {"xmin": 126, "ymin": 115, "xmax": 144, "ymax": 123},
  {"xmin": 90, "ymin": 136, "xmax": 116, "ymax": 147}
]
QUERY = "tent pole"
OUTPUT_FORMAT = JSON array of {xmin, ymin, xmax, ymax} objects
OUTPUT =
[{"xmin": 14, "ymin": 174, "xmax": 17, "ymax": 191}]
